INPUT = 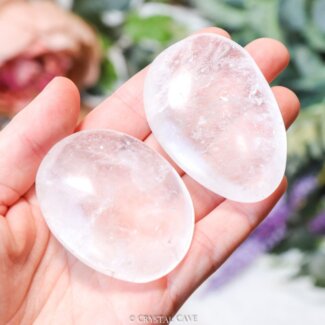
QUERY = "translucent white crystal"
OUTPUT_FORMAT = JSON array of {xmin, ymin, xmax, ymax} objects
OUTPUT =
[
  {"xmin": 36, "ymin": 130, "xmax": 194, "ymax": 283},
  {"xmin": 144, "ymin": 33, "xmax": 287, "ymax": 202}
]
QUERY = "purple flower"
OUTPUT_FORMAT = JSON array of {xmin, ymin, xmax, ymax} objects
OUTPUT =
[
  {"xmin": 206, "ymin": 174, "xmax": 318, "ymax": 291},
  {"xmin": 309, "ymin": 212, "xmax": 325, "ymax": 235},
  {"xmin": 288, "ymin": 175, "xmax": 317, "ymax": 209},
  {"xmin": 207, "ymin": 196, "xmax": 290, "ymax": 290}
]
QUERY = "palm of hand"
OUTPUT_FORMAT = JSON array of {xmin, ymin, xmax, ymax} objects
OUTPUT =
[
  {"xmin": 0, "ymin": 28, "xmax": 299, "ymax": 325},
  {"xmin": 3, "ymin": 188, "xmax": 173, "ymax": 324}
]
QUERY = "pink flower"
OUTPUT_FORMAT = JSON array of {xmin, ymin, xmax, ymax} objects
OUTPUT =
[{"xmin": 0, "ymin": 0, "xmax": 101, "ymax": 115}]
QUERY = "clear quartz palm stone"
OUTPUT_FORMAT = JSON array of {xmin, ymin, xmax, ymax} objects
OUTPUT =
[
  {"xmin": 144, "ymin": 33, "xmax": 287, "ymax": 202},
  {"xmin": 36, "ymin": 130, "xmax": 194, "ymax": 283}
]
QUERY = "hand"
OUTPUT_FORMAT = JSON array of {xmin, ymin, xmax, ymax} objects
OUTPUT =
[{"xmin": 0, "ymin": 28, "xmax": 299, "ymax": 325}]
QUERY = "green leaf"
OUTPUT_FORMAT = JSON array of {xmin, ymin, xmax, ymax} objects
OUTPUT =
[
  {"xmin": 88, "ymin": 58, "xmax": 118, "ymax": 95},
  {"xmin": 279, "ymin": 0, "xmax": 307, "ymax": 32},
  {"xmin": 189, "ymin": 0, "xmax": 247, "ymax": 29},
  {"xmin": 246, "ymin": 0, "xmax": 284, "ymax": 40},
  {"xmin": 304, "ymin": 20, "xmax": 325, "ymax": 51},
  {"xmin": 309, "ymin": 252, "xmax": 325, "ymax": 286},
  {"xmin": 292, "ymin": 45, "xmax": 325, "ymax": 77},
  {"xmin": 312, "ymin": 0, "xmax": 325, "ymax": 33},
  {"xmin": 73, "ymin": 0, "xmax": 131, "ymax": 14},
  {"xmin": 124, "ymin": 13, "xmax": 185, "ymax": 45},
  {"xmin": 224, "ymin": 0, "xmax": 245, "ymax": 7},
  {"xmin": 125, "ymin": 45, "xmax": 157, "ymax": 76},
  {"xmin": 287, "ymin": 103, "xmax": 325, "ymax": 160}
]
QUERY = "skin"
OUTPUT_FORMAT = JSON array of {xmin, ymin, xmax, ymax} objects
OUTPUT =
[{"xmin": 0, "ymin": 28, "xmax": 300, "ymax": 324}]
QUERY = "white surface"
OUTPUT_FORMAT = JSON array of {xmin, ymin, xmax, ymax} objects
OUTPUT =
[
  {"xmin": 144, "ymin": 33, "xmax": 287, "ymax": 203},
  {"xmin": 36, "ymin": 130, "xmax": 194, "ymax": 283},
  {"xmin": 180, "ymin": 252, "xmax": 325, "ymax": 325}
]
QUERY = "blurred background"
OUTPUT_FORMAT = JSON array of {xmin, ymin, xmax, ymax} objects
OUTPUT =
[{"xmin": 0, "ymin": 0, "xmax": 324, "ymax": 324}]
